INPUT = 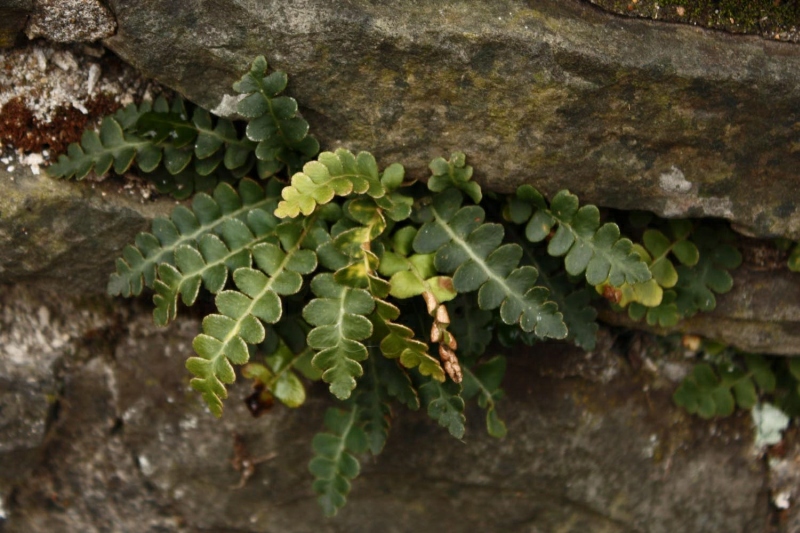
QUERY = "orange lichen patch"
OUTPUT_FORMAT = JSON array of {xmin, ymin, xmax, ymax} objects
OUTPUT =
[{"xmin": 0, "ymin": 93, "xmax": 120, "ymax": 154}]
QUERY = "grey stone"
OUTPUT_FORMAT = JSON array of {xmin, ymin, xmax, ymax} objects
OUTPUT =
[
  {"xmin": 0, "ymin": 283, "xmax": 125, "ymax": 515},
  {"xmin": 0, "ymin": 165, "xmax": 171, "ymax": 294},
  {"xmin": 0, "ymin": 306, "xmax": 773, "ymax": 531},
  {"xmin": 101, "ymin": 0, "xmax": 800, "ymax": 239}
]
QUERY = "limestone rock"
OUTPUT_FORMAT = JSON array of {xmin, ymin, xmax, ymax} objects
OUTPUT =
[
  {"xmin": 0, "ymin": 300, "xmax": 772, "ymax": 531},
  {"xmin": 25, "ymin": 0, "xmax": 116, "ymax": 43},
  {"xmin": 102, "ymin": 0, "xmax": 800, "ymax": 239},
  {"xmin": 0, "ymin": 164, "xmax": 171, "ymax": 293}
]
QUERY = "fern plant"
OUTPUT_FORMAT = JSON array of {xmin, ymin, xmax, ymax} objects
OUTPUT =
[
  {"xmin": 673, "ymin": 340, "xmax": 800, "ymax": 420},
  {"xmin": 48, "ymin": 55, "xmax": 748, "ymax": 516}
]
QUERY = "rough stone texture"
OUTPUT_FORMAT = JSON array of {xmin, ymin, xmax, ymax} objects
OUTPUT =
[
  {"xmin": 0, "ymin": 0, "xmax": 31, "ymax": 48},
  {"xmin": 25, "ymin": 0, "xmax": 116, "ymax": 43},
  {"xmin": 0, "ymin": 295, "xmax": 774, "ymax": 532},
  {"xmin": 0, "ymin": 284, "xmax": 124, "ymax": 517},
  {"xmin": 0, "ymin": 164, "xmax": 171, "ymax": 293},
  {"xmin": 102, "ymin": 0, "xmax": 800, "ymax": 239},
  {"xmin": 767, "ymin": 428, "xmax": 800, "ymax": 531}
]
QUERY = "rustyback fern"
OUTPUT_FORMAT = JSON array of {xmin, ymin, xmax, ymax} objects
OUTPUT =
[{"xmin": 48, "ymin": 54, "xmax": 749, "ymax": 517}]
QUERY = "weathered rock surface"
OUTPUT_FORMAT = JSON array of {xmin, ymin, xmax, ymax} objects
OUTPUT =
[
  {"xmin": 0, "ymin": 165, "xmax": 171, "ymax": 293},
  {"xmin": 25, "ymin": 0, "xmax": 116, "ymax": 43},
  {"xmin": 102, "ymin": 0, "xmax": 800, "ymax": 239},
  {"xmin": 0, "ymin": 0, "xmax": 31, "ymax": 48},
  {"xmin": 0, "ymin": 289, "xmax": 773, "ymax": 532}
]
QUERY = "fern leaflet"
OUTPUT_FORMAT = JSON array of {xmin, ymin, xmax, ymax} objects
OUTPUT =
[
  {"xmin": 187, "ymin": 217, "xmax": 318, "ymax": 416},
  {"xmin": 508, "ymin": 185, "xmax": 651, "ymax": 287},
  {"xmin": 108, "ymin": 178, "xmax": 280, "ymax": 297},
  {"xmin": 309, "ymin": 406, "xmax": 368, "ymax": 517},
  {"xmin": 413, "ymin": 189, "xmax": 567, "ymax": 339}
]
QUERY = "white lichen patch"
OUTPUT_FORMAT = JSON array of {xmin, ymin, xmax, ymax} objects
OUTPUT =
[
  {"xmin": 0, "ymin": 42, "xmax": 151, "ymax": 123},
  {"xmin": 659, "ymin": 166, "xmax": 692, "ymax": 193},
  {"xmin": 0, "ymin": 41, "xmax": 161, "ymax": 176},
  {"xmin": 752, "ymin": 403, "xmax": 790, "ymax": 449},
  {"xmin": 656, "ymin": 166, "xmax": 734, "ymax": 219},
  {"xmin": 211, "ymin": 93, "xmax": 246, "ymax": 118}
]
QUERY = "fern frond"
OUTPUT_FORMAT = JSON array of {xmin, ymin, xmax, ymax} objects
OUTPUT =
[
  {"xmin": 523, "ymin": 250, "xmax": 599, "ymax": 350},
  {"xmin": 107, "ymin": 178, "xmax": 280, "ymax": 297},
  {"xmin": 373, "ymin": 297, "xmax": 446, "ymax": 381},
  {"xmin": 303, "ymin": 273, "xmax": 375, "ymax": 400},
  {"xmin": 789, "ymin": 242, "xmax": 800, "ymax": 272},
  {"xmin": 275, "ymin": 149, "xmax": 385, "ymax": 219},
  {"xmin": 673, "ymin": 225, "xmax": 741, "ymax": 317},
  {"xmin": 508, "ymin": 185, "xmax": 651, "ymax": 287},
  {"xmin": 48, "ymin": 116, "xmax": 160, "ymax": 179},
  {"xmin": 187, "ymin": 217, "xmax": 318, "ymax": 416},
  {"xmin": 462, "ymin": 355, "xmax": 507, "ymax": 438},
  {"xmin": 356, "ymin": 353, "xmax": 392, "ymax": 455},
  {"xmin": 445, "ymin": 294, "xmax": 493, "ymax": 358},
  {"xmin": 309, "ymin": 406, "xmax": 368, "ymax": 517},
  {"xmin": 427, "ymin": 151, "xmax": 482, "ymax": 203},
  {"xmin": 417, "ymin": 372, "xmax": 466, "ymax": 439},
  {"xmin": 233, "ymin": 55, "xmax": 319, "ymax": 176},
  {"xmin": 373, "ymin": 354, "xmax": 420, "ymax": 410},
  {"xmin": 242, "ymin": 337, "xmax": 310, "ymax": 408},
  {"xmin": 673, "ymin": 355, "xmax": 774, "ymax": 419},
  {"xmin": 628, "ymin": 223, "xmax": 742, "ymax": 323},
  {"xmin": 152, "ymin": 217, "xmax": 279, "ymax": 326},
  {"xmin": 413, "ymin": 189, "xmax": 567, "ymax": 339}
]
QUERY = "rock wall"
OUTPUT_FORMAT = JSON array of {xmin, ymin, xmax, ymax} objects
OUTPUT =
[
  {"xmin": 0, "ymin": 283, "xmax": 772, "ymax": 532},
  {"xmin": 2, "ymin": 1, "xmax": 800, "ymax": 531},
  {"xmin": 100, "ymin": 0, "xmax": 800, "ymax": 239}
]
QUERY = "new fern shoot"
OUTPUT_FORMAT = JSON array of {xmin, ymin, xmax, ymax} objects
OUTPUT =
[{"xmin": 48, "ymin": 55, "xmax": 746, "ymax": 517}]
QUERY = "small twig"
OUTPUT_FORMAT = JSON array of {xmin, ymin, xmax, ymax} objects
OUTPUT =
[{"xmin": 230, "ymin": 433, "xmax": 277, "ymax": 489}]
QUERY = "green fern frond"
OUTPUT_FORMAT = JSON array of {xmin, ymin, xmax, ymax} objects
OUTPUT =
[
  {"xmin": 187, "ymin": 217, "xmax": 318, "ymax": 416},
  {"xmin": 309, "ymin": 406, "xmax": 368, "ymax": 517},
  {"xmin": 509, "ymin": 185, "xmax": 651, "ymax": 287},
  {"xmin": 275, "ymin": 149, "xmax": 385, "ymax": 219},
  {"xmin": 673, "ymin": 225, "xmax": 742, "ymax": 317},
  {"xmin": 417, "ymin": 373, "xmax": 466, "ymax": 439},
  {"xmin": 414, "ymin": 189, "xmax": 567, "ymax": 339},
  {"xmin": 445, "ymin": 294, "xmax": 494, "ymax": 358},
  {"xmin": 462, "ymin": 355, "xmax": 507, "ymax": 438},
  {"xmin": 113, "ymin": 100, "xmax": 153, "ymax": 130},
  {"xmin": 233, "ymin": 55, "xmax": 319, "ymax": 177},
  {"xmin": 48, "ymin": 116, "xmax": 160, "ymax": 179},
  {"xmin": 147, "ymin": 168, "xmax": 229, "ymax": 201},
  {"xmin": 673, "ymin": 355, "xmax": 775, "ymax": 418},
  {"xmin": 427, "ymin": 151, "xmax": 482, "ymax": 203},
  {"xmin": 107, "ymin": 178, "xmax": 280, "ymax": 297},
  {"xmin": 303, "ymin": 273, "xmax": 375, "ymax": 400},
  {"xmin": 137, "ymin": 96, "xmax": 259, "ymax": 178},
  {"xmin": 523, "ymin": 250, "xmax": 599, "ymax": 350},
  {"xmin": 242, "ymin": 337, "xmax": 310, "ymax": 408},
  {"xmin": 373, "ymin": 297, "xmax": 446, "ymax": 380},
  {"xmin": 152, "ymin": 217, "xmax": 279, "ymax": 326},
  {"xmin": 373, "ymin": 354, "xmax": 420, "ymax": 410},
  {"xmin": 628, "ymin": 223, "xmax": 742, "ymax": 323},
  {"xmin": 355, "ymin": 354, "xmax": 392, "ymax": 455}
]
